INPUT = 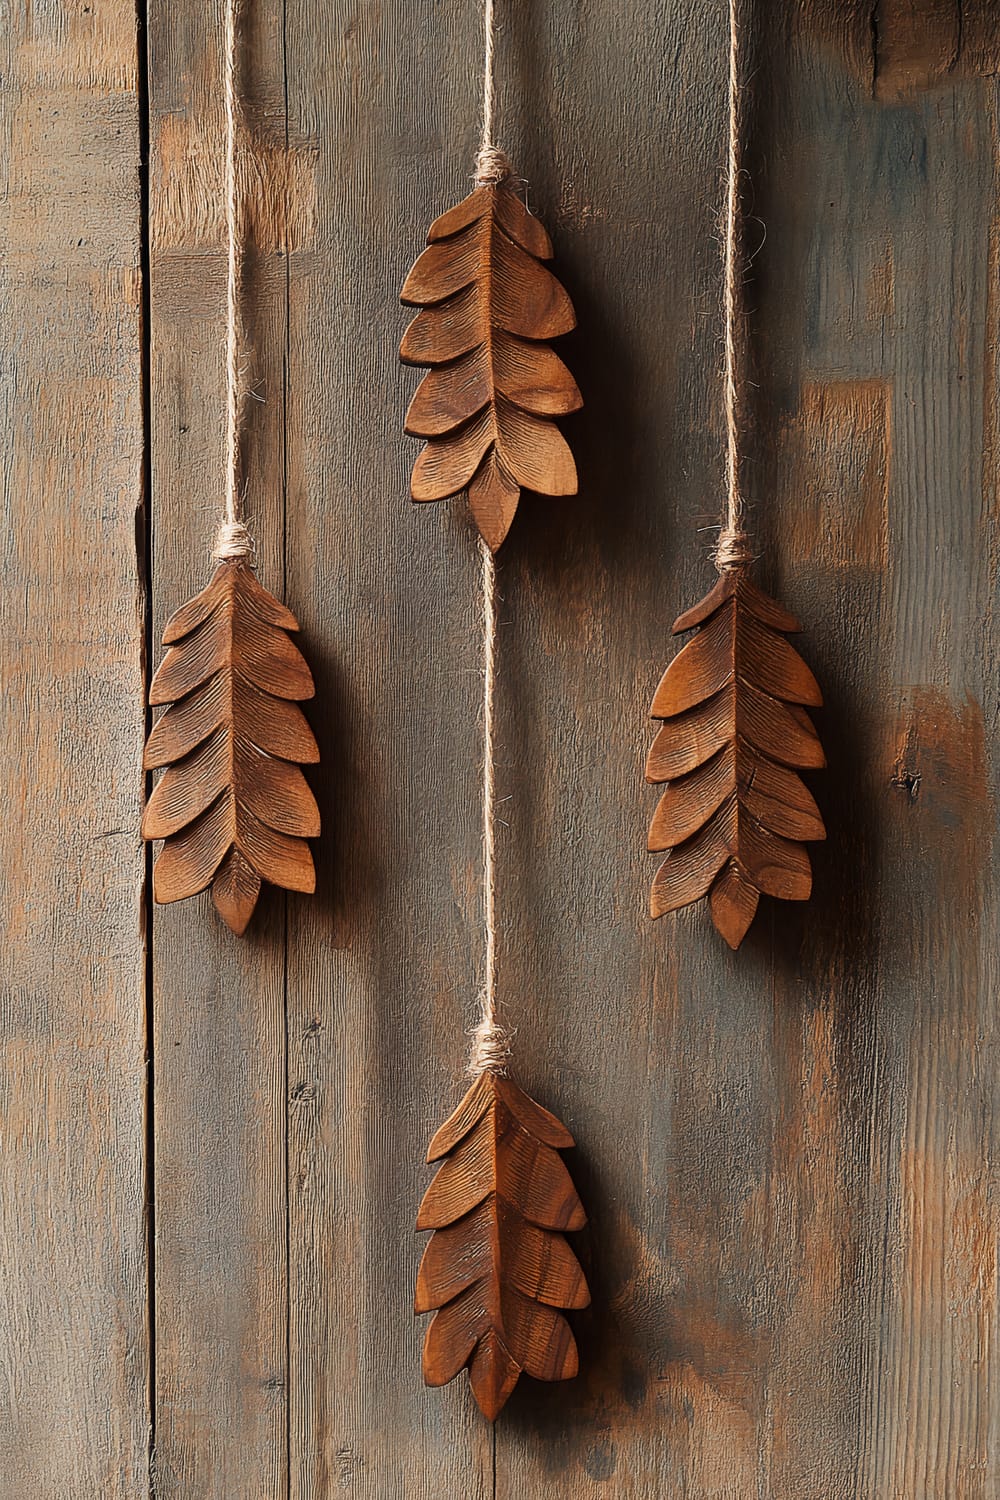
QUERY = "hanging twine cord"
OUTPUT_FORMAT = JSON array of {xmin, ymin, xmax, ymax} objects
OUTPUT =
[
  {"xmin": 714, "ymin": 0, "xmax": 753, "ymax": 574},
  {"xmin": 213, "ymin": 0, "xmax": 254, "ymax": 563},
  {"xmin": 469, "ymin": 539, "xmax": 511, "ymax": 1075},
  {"xmin": 474, "ymin": 0, "xmax": 512, "ymax": 187},
  {"xmin": 469, "ymin": 0, "xmax": 510, "ymax": 1073},
  {"xmin": 467, "ymin": 0, "xmax": 513, "ymax": 1072}
]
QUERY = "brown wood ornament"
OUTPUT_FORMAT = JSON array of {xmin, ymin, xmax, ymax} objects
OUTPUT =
[
  {"xmin": 142, "ymin": 558, "xmax": 319, "ymax": 935},
  {"xmin": 400, "ymin": 177, "xmax": 581, "ymax": 552},
  {"xmin": 645, "ymin": 566, "xmax": 826, "ymax": 949},
  {"xmin": 416, "ymin": 1069, "xmax": 590, "ymax": 1421}
]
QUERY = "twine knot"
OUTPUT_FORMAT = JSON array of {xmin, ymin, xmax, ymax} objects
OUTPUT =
[
  {"xmin": 212, "ymin": 520, "xmax": 255, "ymax": 561},
  {"xmin": 474, "ymin": 145, "xmax": 512, "ymax": 186},
  {"xmin": 714, "ymin": 527, "xmax": 753, "ymax": 572},
  {"xmin": 468, "ymin": 1015, "xmax": 512, "ymax": 1077}
]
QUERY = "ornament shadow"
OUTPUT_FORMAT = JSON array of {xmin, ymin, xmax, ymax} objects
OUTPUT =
[
  {"xmin": 295, "ymin": 628, "xmax": 385, "ymax": 939},
  {"xmin": 499, "ymin": 251, "xmax": 676, "ymax": 596},
  {"xmin": 495, "ymin": 1139, "xmax": 664, "ymax": 1453}
]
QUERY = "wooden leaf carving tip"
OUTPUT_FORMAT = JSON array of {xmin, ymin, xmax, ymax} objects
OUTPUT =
[
  {"xmin": 400, "ymin": 175, "xmax": 582, "ymax": 551},
  {"xmin": 645, "ymin": 569, "xmax": 826, "ymax": 949},
  {"xmin": 142, "ymin": 559, "xmax": 320, "ymax": 935},
  {"xmin": 416, "ymin": 1070, "xmax": 590, "ymax": 1420}
]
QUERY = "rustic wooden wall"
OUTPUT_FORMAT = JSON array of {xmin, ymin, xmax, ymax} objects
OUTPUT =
[
  {"xmin": 2, "ymin": 0, "xmax": 997, "ymax": 1495},
  {"xmin": 0, "ymin": 3, "xmax": 148, "ymax": 1494}
]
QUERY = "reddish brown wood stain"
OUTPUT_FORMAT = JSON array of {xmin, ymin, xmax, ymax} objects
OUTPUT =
[
  {"xmin": 781, "ymin": 380, "xmax": 890, "ymax": 570},
  {"xmin": 399, "ymin": 179, "xmax": 581, "ymax": 550},
  {"xmin": 800, "ymin": 0, "xmax": 1000, "ymax": 97},
  {"xmin": 646, "ymin": 568, "xmax": 827, "ymax": 947},
  {"xmin": 882, "ymin": 688, "xmax": 994, "ymax": 1495},
  {"xmin": 153, "ymin": 113, "xmax": 318, "ymax": 255},
  {"xmin": 873, "ymin": 0, "xmax": 1000, "ymax": 98},
  {"xmin": 890, "ymin": 686, "xmax": 991, "ymax": 898},
  {"xmin": 416, "ymin": 1071, "xmax": 590, "ymax": 1420}
]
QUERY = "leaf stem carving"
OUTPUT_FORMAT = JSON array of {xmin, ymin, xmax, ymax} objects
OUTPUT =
[
  {"xmin": 416, "ymin": 1069, "xmax": 590, "ymax": 1420},
  {"xmin": 645, "ymin": 567, "xmax": 826, "ymax": 948},
  {"xmin": 400, "ymin": 179, "xmax": 581, "ymax": 551},
  {"xmin": 142, "ymin": 558, "xmax": 319, "ymax": 934}
]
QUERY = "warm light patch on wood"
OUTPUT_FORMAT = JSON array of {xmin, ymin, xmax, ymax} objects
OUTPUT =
[
  {"xmin": 781, "ymin": 379, "xmax": 890, "ymax": 570},
  {"xmin": 153, "ymin": 113, "xmax": 318, "ymax": 254}
]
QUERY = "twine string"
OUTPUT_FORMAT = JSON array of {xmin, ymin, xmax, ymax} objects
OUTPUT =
[
  {"xmin": 474, "ymin": 0, "xmax": 512, "ymax": 186},
  {"xmin": 715, "ymin": 0, "xmax": 752, "ymax": 574},
  {"xmin": 213, "ymin": 0, "xmax": 254, "ymax": 563},
  {"xmin": 469, "ymin": 539, "xmax": 510, "ymax": 1075},
  {"xmin": 481, "ymin": 0, "xmax": 496, "ymax": 158},
  {"xmin": 469, "ymin": 0, "xmax": 510, "ymax": 1073}
]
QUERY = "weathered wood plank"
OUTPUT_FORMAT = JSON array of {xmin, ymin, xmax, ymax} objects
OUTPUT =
[
  {"xmin": 756, "ymin": 8, "xmax": 999, "ymax": 1495},
  {"xmin": 282, "ymin": 2, "xmax": 494, "ymax": 1492},
  {"xmin": 492, "ymin": 0, "xmax": 765, "ymax": 1492},
  {"xmin": 142, "ymin": 0, "xmax": 998, "ymax": 1494},
  {"xmin": 0, "ymin": 3, "xmax": 148, "ymax": 1494},
  {"xmin": 6, "ymin": 0, "xmax": 1000, "ymax": 1491},
  {"xmin": 147, "ymin": 2, "xmax": 293, "ymax": 1494}
]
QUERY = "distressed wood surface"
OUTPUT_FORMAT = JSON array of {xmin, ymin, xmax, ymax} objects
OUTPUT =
[
  {"xmin": 2, "ymin": 0, "xmax": 999, "ymax": 1495},
  {"xmin": 147, "ymin": 2, "xmax": 294, "ymax": 1493},
  {"xmin": 0, "ymin": 2, "xmax": 148, "ymax": 1494}
]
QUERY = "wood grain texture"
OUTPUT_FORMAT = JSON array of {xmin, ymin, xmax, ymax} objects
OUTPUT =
[
  {"xmin": 645, "ymin": 567, "xmax": 826, "ymax": 947},
  {"xmin": 3, "ymin": 0, "xmax": 998, "ymax": 1495},
  {"xmin": 872, "ymin": 0, "xmax": 1000, "ymax": 99},
  {"xmin": 400, "ymin": 178, "xmax": 581, "ymax": 550},
  {"xmin": 147, "ymin": 2, "xmax": 294, "ymax": 1494},
  {"xmin": 263, "ymin": 0, "xmax": 1000, "ymax": 1493},
  {"xmin": 143, "ymin": 558, "xmax": 320, "ymax": 933},
  {"xmin": 417, "ymin": 1071, "xmax": 590, "ymax": 1420},
  {"xmin": 0, "ymin": 2, "xmax": 149, "ymax": 1494},
  {"xmin": 281, "ymin": 4, "xmax": 495, "ymax": 1491}
]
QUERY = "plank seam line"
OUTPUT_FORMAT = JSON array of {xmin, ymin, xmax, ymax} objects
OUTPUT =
[
  {"xmin": 281, "ymin": 0, "xmax": 292, "ymax": 1490},
  {"xmin": 134, "ymin": 0, "xmax": 157, "ymax": 1490}
]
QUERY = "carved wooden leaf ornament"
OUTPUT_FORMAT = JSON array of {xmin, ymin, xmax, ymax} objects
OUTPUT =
[
  {"xmin": 400, "ymin": 176, "xmax": 581, "ymax": 551},
  {"xmin": 142, "ymin": 558, "xmax": 319, "ymax": 935},
  {"xmin": 416, "ymin": 1069, "xmax": 590, "ymax": 1420},
  {"xmin": 645, "ymin": 569, "xmax": 826, "ymax": 948}
]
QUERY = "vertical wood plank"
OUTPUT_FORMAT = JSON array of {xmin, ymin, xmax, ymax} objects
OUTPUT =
[
  {"xmin": 282, "ymin": 2, "xmax": 494, "ymax": 1494},
  {"xmin": 493, "ymin": 0, "xmax": 747, "ymax": 1494},
  {"xmin": 494, "ymin": 1, "xmax": 758, "ymax": 1491},
  {"xmin": 0, "ymin": 3, "xmax": 148, "ymax": 1494},
  {"xmin": 147, "ymin": 3, "xmax": 293, "ymax": 1494},
  {"xmin": 754, "ymin": 8, "xmax": 999, "ymax": 1494}
]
